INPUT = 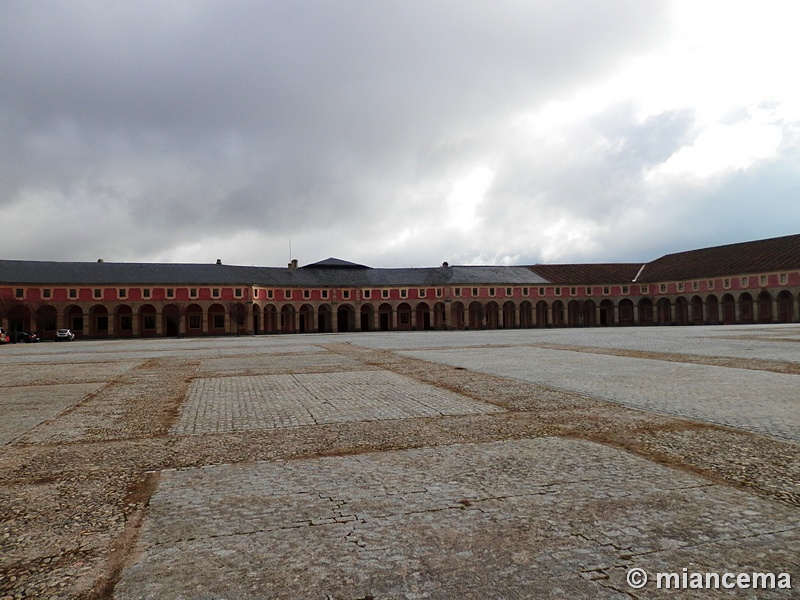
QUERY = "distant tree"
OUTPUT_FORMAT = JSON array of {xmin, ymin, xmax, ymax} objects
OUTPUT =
[
  {"xmin": 160, "ymin": 302, "xmax": 188, "ymax": 337},
  {"xmin": 227, "ymin": 302, "xmax": 248, "ymax": 336},
  {"xmin": 0, "ymin": 295, "xmax": 32, "ymax": 331}
]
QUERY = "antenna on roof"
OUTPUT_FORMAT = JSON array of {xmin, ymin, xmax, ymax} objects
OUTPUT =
[{"xmin": 289, "ymin": 237, "xmax": 292, "ymax": 262}]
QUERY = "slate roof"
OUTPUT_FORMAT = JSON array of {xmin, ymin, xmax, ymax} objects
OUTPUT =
[
  {"xmin": 636, "ymin": 233, "xmax": 800, "ymax": 282},
  {"xmin": 302, "ymin": 257, "xmax": 369, "ymax": 269},
  {"xmin": 0, "ymin": 260, "xmax": 549, "ymax": 287},
  {"xmin": 3, "ymin": 234, "xmax": 797, "ymax": 288},
  {"xmin": 526, "ymin": 263, "xmax": 644, "ymax": 285}
]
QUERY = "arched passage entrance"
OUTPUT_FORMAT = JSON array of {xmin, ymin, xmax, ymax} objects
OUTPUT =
[
  {"xmin": 360, "ymin": 304, "xmax": 374, "ymax": 331},
  {"xmin": 416, "ymin": 302, "xmax": 431, "ymax": 330},
  {"xmin": 299, "ymin": 304, "xmax": 314, "ymax": 333},
  {"xmin": 519, "ymin": 301, "xmax": 533, "ymax": 328},
  {"xmin": 535, "ymin": 301, "xmax": 548, "ymax": 328},
  {"xmin": 739, "ymin": 293, "xmax": 754, "ymax": 324},
  {"xmin": 90, "ymin": 305, "xmax": 109, "ymax": 337},
  {"xmin": 757, "ymin": 291, "xmax": 772, "ymax": 323},
  {"xmin": 337, "ymin": 304, "xmax": 355, "ymax": 332},
  {"xmin": 450, "ymin": 302, "xmax": 465, "ymax": 330},
  {"xmin": 637, "ymin": 298, "xmax": 653, "ymax": 325},
  {"xmin": 139, "ymin": 304, "xmax": 157, "ymax": 337},
  {"xmin": 599, "ymin": 300, "xmax": 614, "ymax": 326},
  {"xmin": 777, "ymin": 291, "xmax": 794, "ymax": 323},
  {"xmin": 674, "ymin": 297, "xmax": 689, "ymax": 325},
  {"xmin": 618, "ymin": 299, "xmax": 634, "ymax": 326},
  {"xmin": 379, "ymin": 303, "xmax": 393, "ymax": 331},
  {"xmin": 186, "ymin": 304, "xmax": 202, "ymax": 336}
]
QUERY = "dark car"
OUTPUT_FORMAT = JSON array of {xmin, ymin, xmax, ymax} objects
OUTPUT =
[{"xmin": 10, "ymin": 331, "xmax": 41, "ymax": 343}]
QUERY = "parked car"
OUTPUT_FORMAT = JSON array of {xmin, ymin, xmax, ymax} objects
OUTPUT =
[
  {"xmin": 10, "ymin": 331, "xmax": 41, "ymax": 343},
  {"xmin": 0, "ymin": 328, "xmax": 9, "ymax": 344},
  {"xmin": 56, "ymin": 329, "xmax": 75, "ymax": 341}
]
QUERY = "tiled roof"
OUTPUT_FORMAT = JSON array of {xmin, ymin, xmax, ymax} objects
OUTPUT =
[
  {"xmin": 526, "ymin": 263, "xmax": 644, "ymax": 284},
  {"xmin": 637, "ymin": 233, "xmax": 800, "ymax": 282}
]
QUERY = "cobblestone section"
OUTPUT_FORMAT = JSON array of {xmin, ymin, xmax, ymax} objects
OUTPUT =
[
  {"xmin": 172, "ymin": 371, "xmax": 502, "ymax": 434},
  {"xmin": 1, "ymin": 327, "xmax": 798, "ymax": 599},
  {"xmin": 115, "ymin": 438, "xmax": 799, "ymax": 599},
  {"xmin": 199, "ymin": 351, "xmax": 362, "ymax": 375},
  {"xmin": 403, "ymin": 345, "xmax": 800, "ymax": 442}
]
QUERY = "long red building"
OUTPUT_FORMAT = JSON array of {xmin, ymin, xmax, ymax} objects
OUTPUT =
[{"xmin": 1, "ymin": 234, "xmax": 799, "ymax": 339}]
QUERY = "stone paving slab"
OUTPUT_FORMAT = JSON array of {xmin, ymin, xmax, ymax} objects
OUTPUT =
[
  {"xmin": 0, "ymin": 383, "xmax": 103, "ymax": 444},
  {"xmin": 403, "ymin": 346, "xmax": 800, "ymax": 442},
  {"xmin": 171, "ymin": 371, "xmax": 502, "ymax": 435},
  {"xmin": 341, "ymin": 324, "xmax": 800, "ymax": 363},
  {"xmin": 0, "ymin": 360, "xmax": 142, "ymax": 387},
  {"xmin": 114, "ymin": 438, "xmax": 800, "ymax": 599},
  {"xmin": 0, "ymin": 340, "xmax": 326, "ymax": 364}
]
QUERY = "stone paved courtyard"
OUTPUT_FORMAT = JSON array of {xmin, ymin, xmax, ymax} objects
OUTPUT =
[{"xmin": 1, "ymin": 325, "xmax": 798, "ymax": 598}]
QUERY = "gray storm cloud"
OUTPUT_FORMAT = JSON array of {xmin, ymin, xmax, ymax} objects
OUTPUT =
[{"xmin": 1, "ymin": 1, "xmax": 798, "ymax": 266}]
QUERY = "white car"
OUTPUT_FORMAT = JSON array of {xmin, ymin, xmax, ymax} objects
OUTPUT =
[{"xmin": 56, "ymin": 328, "xmax": 75, "ymax": 341}]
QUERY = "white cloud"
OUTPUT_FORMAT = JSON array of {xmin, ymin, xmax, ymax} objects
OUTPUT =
[
  {"xmin": 445, "ymin": 166, "xmax": 494, "ymax": 233},
  {"xmin": 647, "ymin": 118, "xmax": 783, "ymax": 181}
]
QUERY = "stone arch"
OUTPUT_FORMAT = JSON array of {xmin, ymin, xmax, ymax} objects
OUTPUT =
[
  {"xmin": 36, "ymin": 304, "xmax": 58, "ymax": 339},
  {"xmin": 208, "ymin": 303, "xmax": 227, "ymax": 334},
  {"xmin": 252, "ymin": 303, "xmax": 261, "ymax": 334},
  {"xmin": 397, "ymin": 303, "xmax": 412, "ymax": 330},
  {"xmin": 567, "ymin": 301, "xmax": 581, "ymax": 327},
  {"xmin": 502, "ymin": 301, "xmax": 516, "ymax": 329},
  {"xmin": 317, "ymin": 304, "xmax": 332, "ymax": 333},
  {"xmin": 263, "ymin": 304, "xmax": 278, "ymax": 333},
  {"xmin": 674, "ymin": 296, "xmax": 689, "ymax": 326},
  {"xmin": 433, "ymin": 302, "xmax": 447, "ymax": 330},
  {"xmin": 618, "ymin": 299, "xmax": 634, "ymax": 326},
  {"xmin": 706, "ymin": 294, "xmax": 719, "ymax": 324},
  {"xmin": 139, "ymin": 304, "xmax": 157, "ymax": 337},
  {"xmin": 485, "ymin": 301, "xmax": 500, "ymax": 329},
  {"xmin": 299, "ymin": 304, "xmax": 314, "ymax": 333},
  {"xmin": 450, "ymin": 301, "xmax": 465, "ymax": 330},
  {"xmin": 757, "ymin": 291, "xmax": 772, "ymax": 323},
  {"xmin": 721, "ymin": 294, "xmax": 736, "ymax": 324},
  {"xmin": 777, "ymin": 290, "xmax": 794, "ymax": 323},
  {"xmin": 468, "ymin": 301, "xmax": 484, "ymax": 329},
  {"xmin": 599, "ymin": 299, "xmax": 614, "ymax": 326},
  {"xmin": 186, "ymin": 303, "xmax": 203, "ymax": 336},
  {"xmin": 66, "ymin": 304, "xmax": 84, "ymax": 336},
  {"xmin": 535, "ymin": 301, "xmax": 548, "ymax": 328},
  {"xmin": 337, "ymin": 303, "xmax": 356, "ymax": 332},
  {"xmin": 656, "ymin": 298, "xmax": 671, "ymax": 325},
  {"xmin": 280, "ymin": 304, "xmax": 296, "ymax": 333},
  {"xmin": 583, "ymin": 299, "xmax": 597, "ymax": 326},
  {"xmin": 379, "ymin": 303, "xmax": 393, "ymax": 331},
  {"xmin": 690, "ymin": 296, "xmax": 703, "ymax": 325},
  {"xmin": 89, "ymin": 304, "xmax": 109, "ymax": 337},
  {"xmin": 416, "ymin": 302, "xmax": 432, "ymax": 330},
  {"xmin": 637, "ymin": 298, "xmax": 653, "ymax": 325},
  {"xmin": 519, "ymin": 301, "xmax": 533, "ymax": 328},
  {"xmin": 739, "ymin": 292, "xmax": 754, "ymax": 324},
  {"xmin": 552, "ymin": 300, "xmax": 565, "ymax": 327},
  {"xmin": 360, "ymin": 304, "xmax": 374, "ymax": 331},
  {"xmin": 112, "ymin": 304, "xmax": 131, "ymax": 336},
  {"xmin": 229, "ymin": 302, "xmax": 248, "ymax": 335}
]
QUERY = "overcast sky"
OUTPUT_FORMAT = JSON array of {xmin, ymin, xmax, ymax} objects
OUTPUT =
[{"xmin": 2, "ymin": 1, "xmax": 798, "ymax": 268}]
